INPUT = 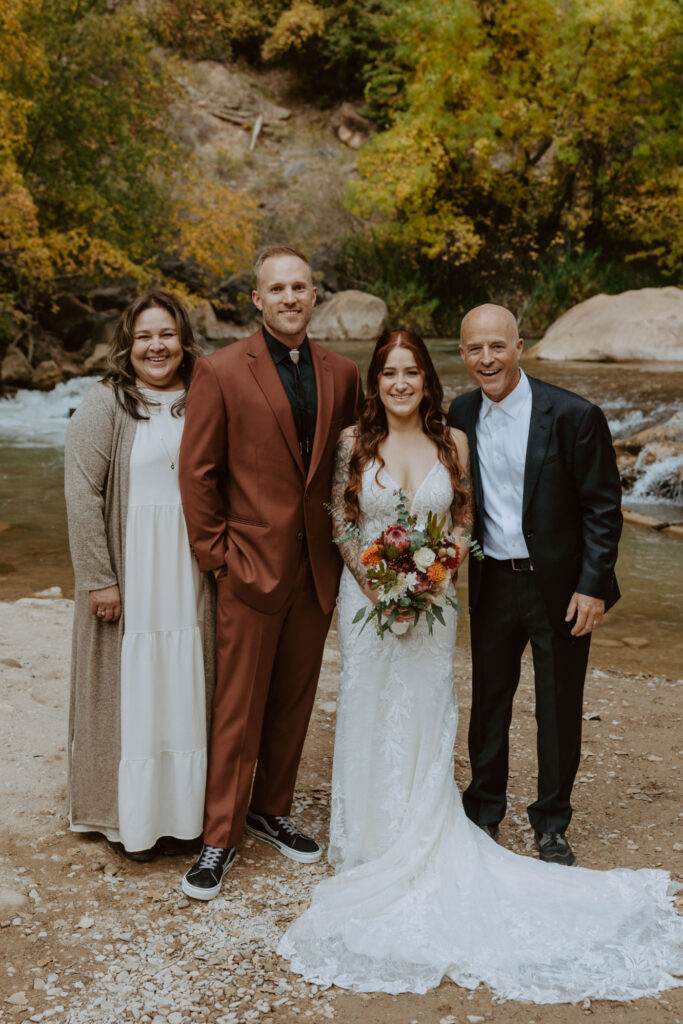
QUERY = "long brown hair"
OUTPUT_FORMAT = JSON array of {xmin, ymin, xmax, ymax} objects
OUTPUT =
[
  {"xmin": 344, "ymin": 329, "xmax": 468, "ymax": 522},
  {"xmin": 102, "ymin": 290, "xmax": 203, "ymax": 419}
]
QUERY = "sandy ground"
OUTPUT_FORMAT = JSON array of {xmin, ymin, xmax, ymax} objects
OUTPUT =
[{"xmin": 0, "ymin": 593, "xmax": 681, "ymax": 1024}]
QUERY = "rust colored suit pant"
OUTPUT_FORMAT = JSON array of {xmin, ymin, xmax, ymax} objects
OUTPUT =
[{"xmin": 204, "ymin": 555, "xmax": 333, "ymax": 849}]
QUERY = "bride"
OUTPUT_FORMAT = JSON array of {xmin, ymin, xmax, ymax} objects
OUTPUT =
[{"xmin": 277, "ymin": 329, "xmax": 682, "ymax": 1001}]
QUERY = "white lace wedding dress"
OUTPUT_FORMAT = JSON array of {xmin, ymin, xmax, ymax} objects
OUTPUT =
[{"xmin": 277, "ymin": 461, "xmax": 683, "ymax": 1001}]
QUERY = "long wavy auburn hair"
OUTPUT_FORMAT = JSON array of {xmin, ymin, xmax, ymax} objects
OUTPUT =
[
  {"xmin": 344, "ymin": 329, "xmax": 469, "ymax": 523},
  {"xmin": 102, "ymin": 290, "xmax": 203, "ymax": 419}
]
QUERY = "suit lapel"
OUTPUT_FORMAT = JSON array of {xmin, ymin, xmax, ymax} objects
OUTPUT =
[
  {"xmin": 247, "ymin": 330, "xmax": 304, "ymax": 475},
  {"xmin": 523, "ymin": 377, "xmax": 553, "ymax": 516},
  {"xmin": 307, "ymin": 340, "xmax": 333, "ymax": 482},
  {"xmin": 464, "ymin": 391, "xmax": 484, "ymax": 511}
]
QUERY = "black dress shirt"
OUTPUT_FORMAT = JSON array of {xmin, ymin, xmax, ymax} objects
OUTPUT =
[{"xmin": 263, "ymin": 327, "xmax": 318, "ymax": 472}]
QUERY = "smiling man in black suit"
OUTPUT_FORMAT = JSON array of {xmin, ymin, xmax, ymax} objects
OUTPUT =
[{"xmin": 449, "ymin": 303, "xmax": 622, "ymax": 866}]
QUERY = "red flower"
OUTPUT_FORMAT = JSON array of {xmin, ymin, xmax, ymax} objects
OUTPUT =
[
  {"xmin": 384, "ymin": 525, "xmax": 409, "ymax": 550},
  {"xmin": 383, "ymin": 525, "xmax": 410, "ymax": 558},
  {"xmin": 413, "ymin": 573, "xmax": 432, "ymax": 593}
]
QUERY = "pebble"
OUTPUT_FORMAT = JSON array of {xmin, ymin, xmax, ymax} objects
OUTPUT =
[
  {"xmin": 77, "ymin": 916, "xmax": 94, "ymax": 929},
  {"xmin": 6, "ymin": 992, "xmax": 28, "ymax": 1005}
]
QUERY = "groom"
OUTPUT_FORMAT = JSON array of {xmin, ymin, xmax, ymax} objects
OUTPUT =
[
  {"xmin": 179, "ymin": 245, "xmax": 361, "ymax": 900},
  {"xmin": 449, "ymin": 303, "xmax": 622, "ymax": 866}
]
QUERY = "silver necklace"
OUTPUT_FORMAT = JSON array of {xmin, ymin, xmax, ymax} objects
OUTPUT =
[{"xmin": 158, "ymin": 435, "xmax": 181, "ymax": 470}]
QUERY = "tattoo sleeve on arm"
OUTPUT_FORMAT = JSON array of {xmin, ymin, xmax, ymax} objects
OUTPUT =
[{"xmin": 331, "ymin": 432, "xmax": 368, "ymax": 594}]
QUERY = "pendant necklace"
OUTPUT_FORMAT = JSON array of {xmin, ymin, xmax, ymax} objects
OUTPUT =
[{"xmin": 158, "ymin": 435, "xmax": 181, "ymax": 470}]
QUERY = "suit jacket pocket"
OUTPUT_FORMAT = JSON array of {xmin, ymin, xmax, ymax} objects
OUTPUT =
[{"xmin": 227, "ymin": 513, "xmax": 269, "ymax": 528}]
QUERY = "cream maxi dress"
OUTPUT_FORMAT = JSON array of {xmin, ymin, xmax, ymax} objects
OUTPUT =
[{"xmin": 117, "ymin": 389, "xmax": 206, "ymax": 851}]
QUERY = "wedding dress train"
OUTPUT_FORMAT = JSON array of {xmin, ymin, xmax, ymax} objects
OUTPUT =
[{"xmin": 278, "ymin": 461, "xmax": 682, "ymax": 1001}]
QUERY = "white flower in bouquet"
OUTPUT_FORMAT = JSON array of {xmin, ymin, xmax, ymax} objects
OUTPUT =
[
  {"xmin": 413, "ymin": 547, "xmax": 436, "ymax": 570},
  {"xmin": 384, "ymin": 573, "xmax": 410, "ymax": 603}
]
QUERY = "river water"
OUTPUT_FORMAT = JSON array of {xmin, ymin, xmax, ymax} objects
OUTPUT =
[{"xmin": 1, "ymin": 341, "xmax": 682, "ymax": 673}]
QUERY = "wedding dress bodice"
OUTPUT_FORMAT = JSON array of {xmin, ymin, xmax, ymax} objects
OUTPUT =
[{"xmin": 356, "ymin": 459, "xmax": 454, "ymax": 538}]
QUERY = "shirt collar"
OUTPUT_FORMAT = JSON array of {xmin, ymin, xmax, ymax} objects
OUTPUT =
[
  {"xmin": 263, "ymin": 326, "xmax": 311, "ymax": 366},
  {"xmin": 481, "ymin": 369, "xmax": 531, "ymax": 420}
]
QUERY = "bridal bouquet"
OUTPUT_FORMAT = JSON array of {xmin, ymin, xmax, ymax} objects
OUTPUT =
[{"xmin": 338, "ymin": 491, "xmax": 477, "ymax": 638}]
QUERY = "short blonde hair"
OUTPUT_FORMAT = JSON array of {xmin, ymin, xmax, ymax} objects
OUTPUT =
[{"xmin": 253, "ymin": 245, "xmax": 311, "ymax": 285}]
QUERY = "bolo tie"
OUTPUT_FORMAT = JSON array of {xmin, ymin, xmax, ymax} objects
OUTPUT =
[{"xmin": 289, "ymin": 348, "xmax": 311, "ymax": 464}]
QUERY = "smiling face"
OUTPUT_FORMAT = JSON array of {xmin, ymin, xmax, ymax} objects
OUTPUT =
[
  {"xmin": 459, "ymin": 304, "xmax": 523, "ymax": 402},
  {"xmin": 252, "ymin": 254, "xmax": 317, "ymax": 347},
  {"xmin": 378, "ymin": 344, "xmax": 425, "ymax": 421},
  {"xmin": 130, "ymin": 305, "xmax": 184, "ymax": 391}
]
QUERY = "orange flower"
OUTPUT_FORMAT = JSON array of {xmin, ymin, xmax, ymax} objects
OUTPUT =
[
  {"xmin": 360, "ymin": 543, "xmax": 382, "ymax": 567},
  {"xmin": 427, "ymin": 562, "xmax": 448, "ymax": 584}
]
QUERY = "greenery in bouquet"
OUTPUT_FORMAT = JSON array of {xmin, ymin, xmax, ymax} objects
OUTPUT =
[{"xmin": 336, "ymin": 490, "xmax": 480, "ymax": 638}]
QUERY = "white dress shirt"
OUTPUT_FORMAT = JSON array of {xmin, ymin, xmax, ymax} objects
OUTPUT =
[{"xmin": 477, "ymin": 370, "xmax": 532, "ymax": 560}]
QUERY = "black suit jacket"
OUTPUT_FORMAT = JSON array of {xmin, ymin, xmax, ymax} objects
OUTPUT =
[{"xmin": 448, "ymin": 375, "xmax": 622, "ymax": 630}]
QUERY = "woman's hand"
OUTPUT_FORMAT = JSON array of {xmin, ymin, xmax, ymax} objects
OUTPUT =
[{"xmin": 89, "ymin": 585, "xmax": 121, "ymax": 623}]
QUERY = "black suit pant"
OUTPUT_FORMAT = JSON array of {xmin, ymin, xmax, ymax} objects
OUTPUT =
[{"xmin": 464, "ymin": 558, "xmax": 590, "ymax": 834}]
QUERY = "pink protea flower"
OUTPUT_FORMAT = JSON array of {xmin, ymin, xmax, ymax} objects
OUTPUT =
[{"xmin": 383, "ymin": 525, "xmax": 410, "ymax": 556}]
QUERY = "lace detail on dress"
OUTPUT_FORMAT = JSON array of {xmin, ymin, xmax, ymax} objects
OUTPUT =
[{"xmin": 278, "ymin": 461, "xmax": 683, "ymax": 1001}]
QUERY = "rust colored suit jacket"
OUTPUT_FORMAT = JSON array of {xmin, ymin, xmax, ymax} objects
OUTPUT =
[{"xmin": 179, "ymin": 328, "xmax": 362, "ymax": 615}]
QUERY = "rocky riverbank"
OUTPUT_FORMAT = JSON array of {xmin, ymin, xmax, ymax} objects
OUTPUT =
[{"xmin": 1, "ymin": 593, "xmax": 681, "ymax": 1024}]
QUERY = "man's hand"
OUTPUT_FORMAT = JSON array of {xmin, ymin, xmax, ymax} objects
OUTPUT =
[
  {"xmin": 565, "ymin": 592, "xmax": 605, "ymax": 637},
  {"xmin": 89, "ymin": 585, "xmax": 121, "ymax": 623}
]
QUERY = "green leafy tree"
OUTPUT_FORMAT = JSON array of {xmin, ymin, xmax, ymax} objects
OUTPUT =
[
  {"xmin": 0, "ymin": 0, "xmax": 259, "ymax": 342},
  {"xmin": 348, "ymin": 0, "xmax": 682, "ymax": 327}
]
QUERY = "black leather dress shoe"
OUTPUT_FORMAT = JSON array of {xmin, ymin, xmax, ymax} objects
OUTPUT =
[
  {"xmin": 478, "ymin": 823, "xmax": 500, "ymax": 842},
  {"xmin": 155, "ymin": 835, "xmax": 203, "ymax": 857},
  {"xmin": 106, "ymin": 839, "xmax": 155, "ymax": 862},
  {"xmin": 535, "ymin": 831, "xmax": 576, "ymax": 866}
]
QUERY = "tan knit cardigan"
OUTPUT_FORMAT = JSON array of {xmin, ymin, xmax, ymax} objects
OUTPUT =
[{"xmin": 64, "ymin": 381, "xmax": 216, "ymax": 831}]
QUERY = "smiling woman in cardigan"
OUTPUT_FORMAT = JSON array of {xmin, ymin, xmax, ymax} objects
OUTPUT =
[{"xmin": 64, "ymin": 290, "xmax": 215, "ymax": 861}]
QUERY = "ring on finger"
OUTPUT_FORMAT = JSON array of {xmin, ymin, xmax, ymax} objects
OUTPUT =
[{"xmin": 97, "ymin": 610, "xmax": 105, "ymax": 618}]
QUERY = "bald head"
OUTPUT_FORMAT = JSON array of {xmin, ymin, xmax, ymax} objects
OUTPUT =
[
  {"xmin": 460, "ymin": 303, "xmax": 519, "ymax": 344},
  {"xmin": 459, "ymin": 303, "xmax": 524, "ymax": 402}
]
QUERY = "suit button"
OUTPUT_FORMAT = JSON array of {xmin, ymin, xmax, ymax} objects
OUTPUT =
[
  {"xmin": 297, "ymin": 532, "xmax": 304, "ymax": 542},
  {"xmin": 304, "ymin": 493, "xmax": 310, "ymax": 503}
]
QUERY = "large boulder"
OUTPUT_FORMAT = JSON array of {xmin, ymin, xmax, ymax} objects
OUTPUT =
[
  {"xmin": 308, "ymin": 290, "xmax": 388, "ymax": 343},
  {"xmin": 189, "ymin": 300, "xmax": 257, "ymax": 344},
  {"xmin": 527, "ymin": 287, "xmax": 683, "ymax": 362},
  {"xmin": 32, "ymin": 359, "xmax": 64, "ymax": 390},
  {"xmin": 1, "ymin": 347, "xmax": 33, "ymax": 388}
]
